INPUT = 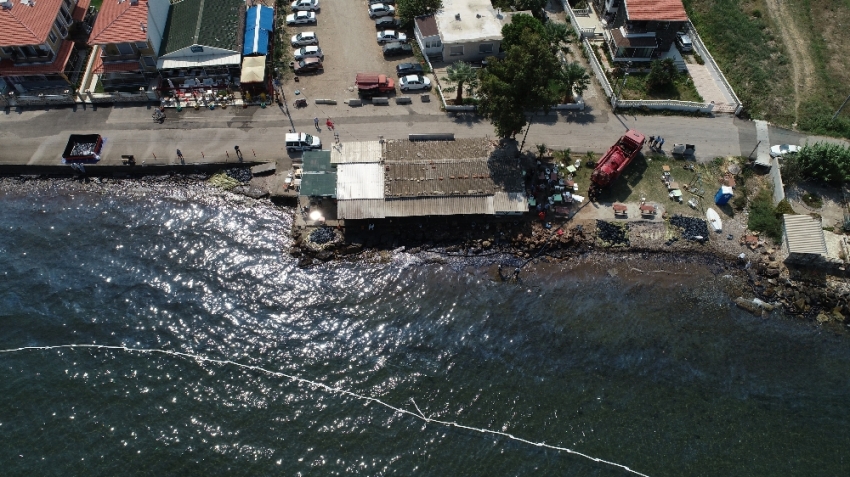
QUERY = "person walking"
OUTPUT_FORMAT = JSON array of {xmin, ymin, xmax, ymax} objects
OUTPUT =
[
  {"xmin": 326, "ymin": 118, "xmax": 334, "ymax": 130},
  {"xmin": 314, "ymin": 117, "xmax": 320, "ymax": 131},
  {"xmin": 649, "ymin": 136, "xmax": 656, "ymax": 149},
  {"xmin": 658, "ymin": 137, "xmax": 665, "ymax": 150},
  {"xmin": 176, "ymin": 149, "xmax": 184, "ymax": 164}
]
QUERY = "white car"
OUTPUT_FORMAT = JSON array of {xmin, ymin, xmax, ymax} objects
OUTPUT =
[
  {"xmin": 290, "ymin": 0, "xmax": 319, "ymax": 11},
  {"xmin": 377, "ymin": 30, "xmax": 406, "ymax": 44},
  {"xmin": 399, "ymin": 74, "xmax": 431, "ymax": 92},
  {"xmin": 770, "ymin": 144, "xmax": 801, "ymax": 157},
  {"xmin": 286, "ymin": 11, "xmax": 317, "ymax": 25},
  {"xmin": 291, "ymin": 31, "xmax": 318, "ymax": 47},
  {"xmin": 293, "ymin": 45, "xmax": 324, "ymax": 60},
  {"xmin": 368, "ymin": 3, "xmax": 395, "ymax": 18}
]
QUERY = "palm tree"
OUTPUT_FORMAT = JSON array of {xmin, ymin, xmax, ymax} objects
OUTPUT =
[
  {"xmin": 554, "ymin": 61, "xmax": 590, "ymax": 103},
  {"xmin": 442, "ymin": 61, "xmax": 478, "ymax": 104}
]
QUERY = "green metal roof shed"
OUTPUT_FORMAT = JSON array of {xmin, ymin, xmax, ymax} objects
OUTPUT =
[
  {"xmin": 302, "ymin": 150, "xmax": 334, "ymax": 173},
  {"xmin": 300, "ymin": 172, "xmax": 337, "ymax": 197}
]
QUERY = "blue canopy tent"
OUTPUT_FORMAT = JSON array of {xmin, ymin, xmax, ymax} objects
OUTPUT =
[{"xmin": 243, "ymin": 5, "xmax": 274, "ymax": 56}]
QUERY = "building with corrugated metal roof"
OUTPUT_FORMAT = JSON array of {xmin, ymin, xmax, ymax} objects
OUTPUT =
[
  {"xmin": 783, "ymin": 214, "xmax": 827, "ymax": 260},
  {"xmin": 333, "ymin": 138, "xmax": 527, "ymax": 220},
  {"xmin": 299, "ymin": 150, "xmax": 336, "ymax": 198}
]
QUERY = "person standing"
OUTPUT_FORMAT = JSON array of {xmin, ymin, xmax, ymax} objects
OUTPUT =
[
  {"xmin": 314, "ymin": 117, "xmax": 320, "ymax": 130},
  {"xmin": 176, "ymin": 149, "xmax": 184, "ymax": 165},
  {"xmin": 658, "ymin": 137, "xmax": 665, "ymax": 150},
  {"xmin": 649, "ymin": 136, "xmax": 656, "ymax": 149},
  {"xmin": 326, "ymin": 118, "xmax": 334, "ymax": 130}
]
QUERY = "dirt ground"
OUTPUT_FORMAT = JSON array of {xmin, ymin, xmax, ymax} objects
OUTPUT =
[
  {"xmin": 279, "ymin": 2, "xmax": 439, "ymax": 114},
  {"xmin": 762, "ymin": 0, "xmax": 815, "ymax": 123}
]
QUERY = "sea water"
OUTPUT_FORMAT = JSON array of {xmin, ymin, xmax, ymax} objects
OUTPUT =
[{"xmin": 0, "ymin": 183, "xmax": 848, "ymax": 476}]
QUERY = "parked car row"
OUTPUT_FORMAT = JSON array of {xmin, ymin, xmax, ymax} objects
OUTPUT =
[{"xmin": 288, "ymin": 1, "xmax": 325, "ymax": 74}]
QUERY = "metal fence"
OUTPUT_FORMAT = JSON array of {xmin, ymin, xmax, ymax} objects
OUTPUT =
[
  {"xmin": 614, "ymin": 99, "xmax": 715, "ymax": 113},
  {"xmin": 583, "ymin": 39, "xmax": 613, "ymax": 98}
]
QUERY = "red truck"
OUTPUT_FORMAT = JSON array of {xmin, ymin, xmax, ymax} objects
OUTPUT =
[
  {"xmin": 589, "ymin": 129, "xmax": 645, "ymax": 194},
  {"xmin": 355, "ymin": 73, "xmax": 395, "ymax": 97}
]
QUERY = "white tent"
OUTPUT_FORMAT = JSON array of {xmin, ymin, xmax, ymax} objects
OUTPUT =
[{"xmin": 240, "ymin": 56, "xmax": 266, "ymax": 84}]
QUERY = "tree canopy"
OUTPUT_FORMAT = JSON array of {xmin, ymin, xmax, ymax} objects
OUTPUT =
[
  {"xmin": 396, "ymin": 0, "xmax": 443, "ymax": 24},
  {"xmin": 478, "ymin": 15, "xmax": 560, "ymax": 138}
]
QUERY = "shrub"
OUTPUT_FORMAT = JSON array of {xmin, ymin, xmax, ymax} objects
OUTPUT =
[
  {"xmin": 694, "ymin": 53, "xmax": 704, "ymax": 65},
  {"xmin": 748, "ymin": 187, "xmax": 782, "ymax": 242},
  {"xmin": 775, "ymin": 199, "xmax": 795, "ymax": 215},
  {"xmin": 795, "ymin": 142, "xmax": 850, "ymax": 183}
]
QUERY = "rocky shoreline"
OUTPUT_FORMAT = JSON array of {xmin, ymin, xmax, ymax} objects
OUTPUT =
[{"xmin": 291, "ymin": 214, "xmax": 850, "ymax": 329}]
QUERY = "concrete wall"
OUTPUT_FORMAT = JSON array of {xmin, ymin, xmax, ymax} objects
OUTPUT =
[{"xmin": 442, "ymin": 40, "xmax": 500, "ymax": 63}]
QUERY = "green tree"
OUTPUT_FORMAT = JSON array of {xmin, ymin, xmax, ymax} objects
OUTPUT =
[
  {"xmin": 478, "ymin": 32, "xmax": 560, "ymax": 138},
  {"xmin": 501, "ymin": 13, "xmax": 546, "ymax": 49},
  {"xmin": 396, "ymin": 0, "xmax": 443, "ymax": 24},
  {"xmin": 544, "ymin": 21, "xmax": 573, "ymax": 56},
  {"xmin": 553, "ymin": 61, "xmax": 590, "ymax": 103},
  {"xmin": 514, "ymin": 0, "xmax": 547, "ymax": 20},
  {"xmin": 441, "ymin": 61, "xmax": 478, "ymax": 104},
  {"xmin": 646, "ymin": 58, "xmax": 677, "ymax": 92}
]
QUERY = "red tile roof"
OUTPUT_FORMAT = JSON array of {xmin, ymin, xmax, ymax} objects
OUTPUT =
[
  {"xmin": 88, "ymin": 0, "xmax": 149, "ymax": 46},
  {"xmin": 0, "ymin": 0, "xmax": 65, "ymax": 46},
  {"xmin": 624, "ymin": 0, "xmax": 688, "ymax": 22},
  {"xmin": 0, "ymin": 37, "xmax": 74, "ymax": 74}
]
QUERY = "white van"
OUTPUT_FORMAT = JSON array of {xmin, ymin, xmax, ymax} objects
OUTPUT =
[{"xmin": 285, "ymin": 132, "xmax": 321, "ymax": 152}]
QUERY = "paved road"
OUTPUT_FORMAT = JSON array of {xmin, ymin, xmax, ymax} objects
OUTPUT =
[{"xmin": 0, "ymin": 95, "xmax": 839, "ymax": 168}]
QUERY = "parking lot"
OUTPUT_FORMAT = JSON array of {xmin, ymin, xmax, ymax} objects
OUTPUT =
[{"xmin": 281, "ymin": 1, "xmax": 440, "ymax": 115}]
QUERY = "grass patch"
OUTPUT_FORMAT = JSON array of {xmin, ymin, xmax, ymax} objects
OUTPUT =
[
  {"xmin": 94, "ymin": 79, "xmax": 105, "ymax": 94},
  {"xmin": 685, "ymin": 0, "xmax": 850, "ymax": 139},
  {"xmin": 90, "ymin": 0, "xmax": 102, "ymax": 9},
  {"xmin": 684, "ymin": 0, "xmax": 794, "ymax": 123},
  {"xmin": 618, "ymin": 72, "xmax": 703, "ymax": 102}
]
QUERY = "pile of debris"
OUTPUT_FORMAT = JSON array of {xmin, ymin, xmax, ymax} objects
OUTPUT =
[
  {"xmin": 596, "ymin": 220, "xmax": 629, "ymax": 247},
  {"xmin": 70, "ymin": 142, "xmax": 98, "ymax": 156},
  {"xmin": 309, "ymin": 227, "xmax": 336, "ymax": 244},
  {"xmin": 670, "ymin": 215, "xmax": 709, "ymax": 241},
  {"xmin": 225, "ymin": 167, "xmax": 253, "ymax": 183}
]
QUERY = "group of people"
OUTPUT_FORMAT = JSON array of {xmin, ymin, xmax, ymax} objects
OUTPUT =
[
  {"xmin": 314, "ymin": 117, "xmax": 335, "ymax": 131},
  {"xmin": 648, "ymin": 135, "xmax": 665, "ymax": 151}
]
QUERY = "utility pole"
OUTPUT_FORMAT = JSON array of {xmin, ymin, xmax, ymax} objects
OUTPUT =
[{"xmin": 612, "ymin": 61, "xmax": 631, "ymax": 110}]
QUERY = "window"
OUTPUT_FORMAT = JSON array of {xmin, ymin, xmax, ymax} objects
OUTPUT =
[
  {"xmin": 1, "ymin": 47, "xmax": 13, "ymax": 56},
  {"xmin": 54, "ymin": 19, "xmax": 68, "ymax": 39},
  {"xmin": 49, "ymin": 32, "xmax": 58, "ymax": 43},
  {"xmin": 117, "ymin": 43, "xmax": 134, "ymax": 55},
  {"xmin": 142, "ymin": 56, "xmax": 156, "ymax": 67},
  {"xmin": 136, "ymin": 41, "xmax": 150, "ymax": 50},
  {"xmin": 479, "ymin": 43, "xmax": 493, "ymax": 54},
  {"xmin": 449, "ymin": 45, "xmax": 463, "ymax": 56},
  {"xmin": 190, "ymin": 46, "xmax": 204, "ymax": 53},
  {"xmin": 60, "ymin": 7, "xmax": 72, "ymax": 26},
  {"xmin": 20, "ymin": 46, "xmax": 38, "ymax": 58}
]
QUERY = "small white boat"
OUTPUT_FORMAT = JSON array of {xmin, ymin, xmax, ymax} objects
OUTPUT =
[{"xmin": 706, "ymin": 208, "xmax": 722, "ymax": 232}]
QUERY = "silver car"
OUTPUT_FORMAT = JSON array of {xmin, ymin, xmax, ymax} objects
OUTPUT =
[
  {"xmin": 291, "ymin": 0, "xmax": 319, "ymax": 11},
  {"xmin": 294, "ymin": 45, "xmax": 324, "ymax": 61},
  {"xmin": 291, "ymin": 31, "xmax": 318, "ymax": 47},
  {"xmin": 377, "ymin": 30, "xmax": 407, "ymax": 44}
]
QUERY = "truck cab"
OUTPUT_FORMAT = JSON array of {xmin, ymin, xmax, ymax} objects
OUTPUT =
[{"xmin": 285, "ymin": 132, "xmax": 322, "ymax": 152}]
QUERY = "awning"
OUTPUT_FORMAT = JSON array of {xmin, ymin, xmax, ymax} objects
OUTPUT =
[
  {"xmin": 243, "ymin": 5, "xmax": 275, "ymax": 56},
  {"xmin": 240, "ymin": 56, "xmax": 266, "ymax": 83}
]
